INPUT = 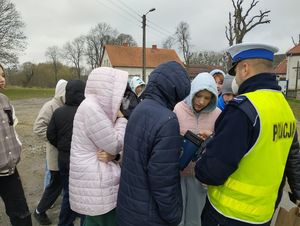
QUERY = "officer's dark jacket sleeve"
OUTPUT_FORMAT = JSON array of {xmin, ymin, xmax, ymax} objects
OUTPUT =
[
  {"xmin": 195, "ymin": 100, "xmax": 256, "ymax": 185},
  {"xmin": 286, "ymin": 131, "xmax": 300, "ymax": 200}
]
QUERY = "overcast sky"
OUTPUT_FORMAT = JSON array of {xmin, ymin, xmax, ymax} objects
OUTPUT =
[{"xmin": 11, "ymin": 0, "xmax": 300, "ymax": 64}]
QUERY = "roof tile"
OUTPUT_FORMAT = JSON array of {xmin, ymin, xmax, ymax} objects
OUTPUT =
[
  {"xmin": 186, "ymin": 64, "xmax": 223, "ymax": 78},
  {"xmin": 104, "ymin": 45, "xmax": 182, "ymax": 68},
  {"xmin": 274, "ymin": 59, "xmax": 287, "ymax": 74},
  {"xmin": 287, "ymin": 43, "xmax": 300, "ymax": 55}
]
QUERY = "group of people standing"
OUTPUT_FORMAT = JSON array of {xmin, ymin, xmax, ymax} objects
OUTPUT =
[{"xmin": 1, "ymin": 42, "xmax": 300, "ymax": 226}]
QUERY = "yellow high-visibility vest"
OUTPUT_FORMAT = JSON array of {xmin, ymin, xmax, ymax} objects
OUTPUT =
[{"xmin": 208, "ymin": 90, "xmax": 296, "ymax": 223}]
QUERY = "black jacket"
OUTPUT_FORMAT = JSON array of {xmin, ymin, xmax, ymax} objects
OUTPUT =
[
  {"xmin": 120, "ymin": 83, "xmax": 140, "ymax": 119},
  {"xmin": 47, "ymin": 80, "xmax": 85, "ymax": 160},
  {"xmin": 116, "ymin": 61, "xmax": 191, "ymax": 226}
]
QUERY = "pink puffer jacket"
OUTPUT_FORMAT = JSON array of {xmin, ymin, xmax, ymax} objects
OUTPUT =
[
  {"xmin": 174, "ymin": 101, "xmax": 221, "ymax": 176},
  {"xmin": 69, "ymin": 67, "xmax": 128, "ymax": 216}
]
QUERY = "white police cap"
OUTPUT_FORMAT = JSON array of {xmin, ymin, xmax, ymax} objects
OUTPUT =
[{"xmin": 227, "ymin": 42, "xmax": 278, "ymax": 76}]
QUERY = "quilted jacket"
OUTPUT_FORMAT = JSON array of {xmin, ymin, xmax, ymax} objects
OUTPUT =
[
  {"xmin": 69, "ymin": 67, "xmax": 128, "ymax": 216},
  {"xmin": 116, "ymin": 61, "xmax": 191, "ymax": 226}
]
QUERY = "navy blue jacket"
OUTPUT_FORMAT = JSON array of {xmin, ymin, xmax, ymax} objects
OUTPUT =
[
  {"xmin": 195, "ymin": 73, "xmax": 300, "ymax": 224},
  {"xmin": 116, "ymin": 61, "xmax": 191, "ymax": 226}
]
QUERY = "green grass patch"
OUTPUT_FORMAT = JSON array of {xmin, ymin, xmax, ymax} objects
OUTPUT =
[
  {"xmin": 2, "ymin": 86, "xmax": 54, "ymax": 100},
  {"xmin": 288, "ymin": 98, "xmax": 300, "ymax": 121},
  {"xmin": 2, "ymin": 87, "xmax": 300, "ymax": 121}
]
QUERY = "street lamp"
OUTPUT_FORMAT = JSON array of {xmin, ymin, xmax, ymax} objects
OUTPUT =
[{"xmin": 142, "ymin": 8, "xmax": 156, "ymax": 82}]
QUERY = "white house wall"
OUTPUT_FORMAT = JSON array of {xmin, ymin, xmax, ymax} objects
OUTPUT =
[
  {"xmin": 113, "ymin": 67, "xmax": 154, "ymax": 83},
  {"xmin": 287, "ymin": 55, "xmax": 300, "ymax": 90},
  {"xmin": 101, "ymin": 50, "xmax": 154, "ymax": 83},
  {"xmin": 101, "ymin": 51, "xmax": 112, "ymax": 67}
]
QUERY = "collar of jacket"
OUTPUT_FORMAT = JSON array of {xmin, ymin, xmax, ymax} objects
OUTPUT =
[{"xmin": 238, "ymin": 73, "xmax": 281, "ymax": 95}]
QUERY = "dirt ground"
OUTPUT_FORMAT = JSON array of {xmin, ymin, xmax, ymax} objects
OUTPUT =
[{"xmin": 0, "ymin": 98, "xmax": 80, "ymax": 226}]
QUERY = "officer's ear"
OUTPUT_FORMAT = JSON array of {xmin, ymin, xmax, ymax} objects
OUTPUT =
[{"xmin": 239, "ymin": 60, "xmax": 252, "ymax": 78}]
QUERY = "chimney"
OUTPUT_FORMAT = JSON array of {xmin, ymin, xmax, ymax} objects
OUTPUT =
[
  {"xmin": 123, "ymin": 43, "xmax": 129, "ymax": 47},
  {"xmin": 152, "ymin": 44, "xmax": 157, "ymax": 49}
]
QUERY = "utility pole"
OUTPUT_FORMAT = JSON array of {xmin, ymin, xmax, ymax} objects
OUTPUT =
[
  {"xmin": 293, "ymin": 61, "xmax": 300, "ymax": 98},
  {"xmin": 142, "ymin": 8, "xmax": 156, "ymax": 82}
]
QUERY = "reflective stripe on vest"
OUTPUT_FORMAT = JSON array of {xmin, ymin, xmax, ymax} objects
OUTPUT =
[{"xmin": 208, "ymin": 90, "xmax": 296, "ymax": 223}]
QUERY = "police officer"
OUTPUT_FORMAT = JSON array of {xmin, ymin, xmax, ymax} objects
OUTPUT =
[{"xmin": 195, "ymin": 43, "xmax": 300, "ymax": 226}]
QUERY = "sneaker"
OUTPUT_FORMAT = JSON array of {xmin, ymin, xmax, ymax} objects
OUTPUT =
[{"xmin": 33, "ymin": 210, "xmax": 52, "ymax": 225}]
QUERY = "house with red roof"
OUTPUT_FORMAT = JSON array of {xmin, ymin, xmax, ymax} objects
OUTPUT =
[
  {"xmin": 186, "ymin": 64, "xmax": 224, "ymax": 80},
  {"xmin": 272, "ymin": 44, "xmax": 300, "ymax": 97},
  {"xmin": 274, "ymin": 59, "xmax": 287, "ymax": 79},
  {"xmin": 286, "ymin": 43, "xmax": 300, "ymax": 96},
  {"xmin": 274, "ymin": 59, "xmax": 288, "ymax": 94},
  {"xmin": 101, "ymin": 44, "xmax": 182, "ymax": 82}
]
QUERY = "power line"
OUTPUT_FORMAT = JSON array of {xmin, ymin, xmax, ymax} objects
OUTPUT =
[
  {"xmin": 148, "ymin": 24, "xmax": 171, "ymax": 38},
  {"xmin": 108, "ymin": 0, "xmax": 175, "ymax": 39},
  {"xmin": 147, "ymin": 24, "xmax": 171, "ymax": 40},
  {"xmin": 105, "ymin": 0, "xmax": 141, "ymax": 23},
  {"xmin": 95, "ymin": 0, "xmax": 175, "ymax": 45},
  {"xmin": 147, "ymin": 19, "xmax": 174, "ymax": 37},
  {"xmin": 115, "ymin": 0, "xmax": 142, "ymax": 18},
  {"xmin": 147, "ymin": 24, "xmax": 172, "ymax": 39},
  {"xmin": 95, "ymin": 0, "xmax": 140, "ymax": 26}
]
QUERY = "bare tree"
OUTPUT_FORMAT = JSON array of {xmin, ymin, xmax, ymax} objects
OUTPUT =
[
  {"xmin": 63, "ymin": 36, "xmax": 85, "ymax": 79},
  {"xmin": 0, "ymin": 0, "xmax": 26, "ymax": 65},
  {"xmin": 85, "ymin": 42, "xmax": 97, "ymax": 70},
  {"xmin": 114, "ymin": 33, "xmax": 137, "ymax": 46},
  {"xmin": 225, "ymin": 0, "xmax": 271, "ymax": 45},
  {"xmin": 291, "ymin": 35, "xmax": 300, "ymax": 46},
  {"xmin": 162, "ymin": 36, "xmax": 176, "ymax": 49},
  {"xmin": 190, "ymin": 51, "xmax": 227, "ymax": 68},
  {"xmin": 175, "ymin": 21, "xmax": 193, "ymax": 67},
  {"xmin": 21, "ymin": 62, "xmax": 35, "ymax": 87},
  {"xmin": 85, "ymin": 23, "xmax": 117, "ymax": 69},
  {"xmin": 45, "ymin": 45, "xmax": 61, "ymax": 83}
]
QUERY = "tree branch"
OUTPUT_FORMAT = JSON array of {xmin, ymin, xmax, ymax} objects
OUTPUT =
[
  {"xmin": 245, "ymin": 10, "xmax": 270, "ymax": 27},
  {"xmin": 226, "ymin": 0, "xmax": 271, "ymax": 44},
  {"xmin": 246, "ymin": 10, "xmax": 270, "ymax": 32},
  {"xmin": 243, "ymin": 0, "xmax": 258, "ymax": 21}
]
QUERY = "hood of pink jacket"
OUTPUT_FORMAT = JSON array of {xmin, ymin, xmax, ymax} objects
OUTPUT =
[{"xmin": 85, "ymin": 67, "xmax": 128, "ymax": 121}]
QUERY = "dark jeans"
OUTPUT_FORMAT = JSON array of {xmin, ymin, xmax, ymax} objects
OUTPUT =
[
  {"xmin": 36, "ymin": 170, "xmax": 62, "ymax": 213},
  {"xmin": 201, "ymin": 198, "xmax": 271, "ymax": 226},
  {"xmin": 58, "ymin": 153, "xmax": 85, "ymax": 226},
  {"xmin": 0, "ymin": 168, "xmax": 32, "ymax": 226}
]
